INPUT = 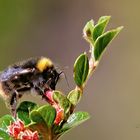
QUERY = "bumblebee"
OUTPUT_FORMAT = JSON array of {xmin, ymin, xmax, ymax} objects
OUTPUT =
[{"xmin": 0, "ymin": 57, "xmax": 61, "ymax": 117}]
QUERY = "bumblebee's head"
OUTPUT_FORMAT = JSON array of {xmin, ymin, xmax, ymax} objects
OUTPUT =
[{"xmin": 36, "ymin": 57, "xmax": 61, "ymax": 90}]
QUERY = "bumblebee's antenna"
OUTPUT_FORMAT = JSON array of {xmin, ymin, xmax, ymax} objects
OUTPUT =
[
  {"xmin": 55, "ymin": 63, "xmax": 70, "ymax": 89},
  {"xmin": 59, "ymin": 71, "xmax": 70, "ymax": 89}
]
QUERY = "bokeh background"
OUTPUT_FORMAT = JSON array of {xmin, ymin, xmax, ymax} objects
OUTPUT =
[{"xmin": 0, "ymin": 0, "xmax": 139, "ymax": 140}]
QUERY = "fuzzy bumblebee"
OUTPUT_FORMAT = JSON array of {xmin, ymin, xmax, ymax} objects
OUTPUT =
[{"xmin": 0, "ymin": 57, "xmax": 61, "ymax": 117}]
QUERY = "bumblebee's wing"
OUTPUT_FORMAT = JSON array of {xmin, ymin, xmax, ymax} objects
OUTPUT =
[
  {"xmin": 0, "ymin": 67, "xmax": 35, "ymax": 82},
  {"xmin": 11, "ymin": 57, "xmax": 38, "ymax": 69}
]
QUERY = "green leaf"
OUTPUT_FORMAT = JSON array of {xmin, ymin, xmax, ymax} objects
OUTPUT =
[
  {"xmin": 29, "ymin": 110, "xmax": 49, "ymax": 138},
  {"xmin": 30, "ymin": 110, "xmax": 45, "ymax": 123},
  {"xmin": 0, "ymin": 115, "xmax": 14, "ymax": 130},
  {"xmin": 0, "ymin": 128, "xmax": 12, "ymax": 140},
  {"xmin": 67, "ymin": 88, "xmax": 82, "ymax": 106},
  {"xmin": 53, "ymin": 91, "xmax": 71, "ymax": 115},
  {"xmin": 0, "ymin": 115, "xmax": 14, "ymax": 139},
  {"xmin": 17, "ymin": 101, "xmax": 38, "ymax": 125},
  {"xmin": 29, "ymin": 105, "xmax": 56, "ymax": 139},
  {"xmin": 61, "ymin": 111, "xmax": 90, "ymax": 132},
  {"xmin": 38, "ymin": 105, "xmax": 56, "ymax": 127},
  {"xmin": 30, "ymin": 105, "xmax": 56, "ymax": 128},
  {"xmin": 93, "ymin": 16, "xmax": 111, "ymax": 42},
  {"xmin": 94, "ymin": 26, "xmax": 123, "ymax": 61},
  {"xmin": 74, "ymin": 53, "xmax": 89, "ymax": 87},
  {"xmin": 83, "ymin": 19, "xmax": 94, "ymax": 38}
]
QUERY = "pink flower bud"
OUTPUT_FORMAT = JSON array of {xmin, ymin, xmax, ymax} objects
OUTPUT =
[
  {"xmin": 44, "ymin": 91, "xmax": 65, "ymax": 125},
  {"xmin": 44, "ymin": 90, "xmax": 55, "ymax": 104},
  {"xmin": 53, "ymin": 104, "xmax": 64, "ymax": 125},
  {"xmin": 54, "ymin": 107, "xmax": 64, "ymax": 125}
]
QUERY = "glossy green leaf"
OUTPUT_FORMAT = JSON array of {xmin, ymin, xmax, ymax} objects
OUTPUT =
[
  {"xmin": 0, "ymin": 115, "xmax": 14, "ymax": 130},
  {"xmin": 38, "ymin": 105, "xmax": 56, "ymax": 127},
  {"xmin": 93, "ymin": 16, "xmax": 110, "ymax": 42},
  {"xmin": 53, "ymin": 91, "xmax": 71, "ymax": 114},
  {"xmin": 30, "ymin": 110, "xmax": 45, "ymax": 123},
  {"xmin": 61, "ymin": 111, "xmax": 90, "ymax": 132},
  {"xmin": 0, "ymin": 128, "xmax": 12, "ymax": 140},
  {"xmin": 17, "ymin": 101, "xmax": 38, "ymax": 125},
  {"xmin": 74, "ymin": 53, "xmax": 89, "ymax": 87},
  {"xmin": 29, "ymin": 105, "xmax": 56, "ymax": 139},
  {"xmin": 67, "ymin": 88, "xmax": 82, "ymax": 106},
  {"xmin": 30, "ymin": 105, "xmax": 56, "ymax": 128},
  {"xmin": 94, "ymin": 26, "xmax": 123, "ymax": 61}
]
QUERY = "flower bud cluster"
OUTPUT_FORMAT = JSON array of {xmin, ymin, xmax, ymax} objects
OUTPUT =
[
  {"xmin": 7, "ymin": 119, "xmax": 39, "ymax": 140},
  {"xmin": 45, "ymin": 91, "xmax": 64, "ymax": 125}
]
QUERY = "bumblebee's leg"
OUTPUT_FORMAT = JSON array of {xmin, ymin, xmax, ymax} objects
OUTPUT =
[
  {"xmin": 33, "ymin": 83, "xmax": 49, "ymax": 100},
  {"xmin": 10, "ymin": 90, "xmax": 18, "ymax": 118},
  {"xmin": 34, "ymin": 85, "xmax": 44, "ymax": 96}
]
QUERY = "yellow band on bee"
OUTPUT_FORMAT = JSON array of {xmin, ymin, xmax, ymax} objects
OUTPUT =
[{"xmin": 36, "ymin": 57, "xmax": 53, "ymax": 72}]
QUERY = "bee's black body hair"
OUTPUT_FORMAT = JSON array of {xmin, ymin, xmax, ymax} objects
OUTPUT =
[{"xmin": 0, "ymin": 57, "xmax": 61, "ymax": 117}]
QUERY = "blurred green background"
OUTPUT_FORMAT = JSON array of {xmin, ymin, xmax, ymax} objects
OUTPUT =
[{"xmin": 0, "ymin": 0, "xmax": 139, "ymax": 140}]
